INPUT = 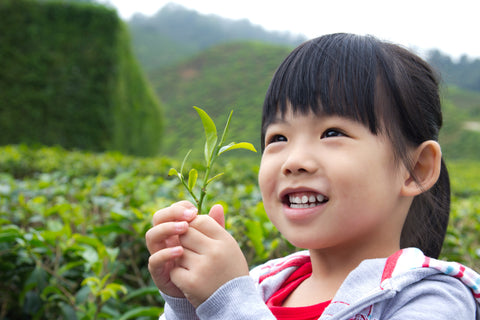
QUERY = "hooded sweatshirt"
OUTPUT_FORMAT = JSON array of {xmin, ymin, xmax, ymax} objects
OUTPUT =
[{"xmin": 160, "ymin": 248, "xmax": 480, "ymax": 319}]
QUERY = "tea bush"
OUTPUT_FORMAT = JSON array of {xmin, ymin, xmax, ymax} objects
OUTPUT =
[
  {"xmin": 0, "ymin": 0, "xmax": 163, "ymax": 156},
  {"xmin": 0, "ymin": 145, "xmax": 478, "ymax": 318}
]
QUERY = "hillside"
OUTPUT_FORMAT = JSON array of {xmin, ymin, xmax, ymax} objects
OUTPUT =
[
  {"xmin": 428, "ymin": 49, "xmax": 480, "ymax": 92},
  {"xmin": 440, "ymin": 86, "xmax": 480, "ymax": 159},
  {"xmin": 128, "ymin": 3, "xmax": 306, "ymax": 72},
  {"xmin": 151, "ymin": 41, "xmax": 292, "ymax": 160},
  {"xmin": 152, "ymin": 41, "xmax": 480, "ymax": 161}
]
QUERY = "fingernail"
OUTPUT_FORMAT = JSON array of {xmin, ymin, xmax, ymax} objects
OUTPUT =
[
  {"xmin": 171, "ymin": 246, "xmax": 182, "ymax": 255},
  {"xmin": 183, "ymin": 208, "xmax": 197, "ymax": 220},
  {"xmin": 174, "ymin": 221, "xmax": 187, "ymax": 231}
]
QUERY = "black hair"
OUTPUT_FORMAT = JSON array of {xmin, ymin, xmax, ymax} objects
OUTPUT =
[{"xmin": 261, "ymin": 33, "xmax": 450, "ymax": 258}]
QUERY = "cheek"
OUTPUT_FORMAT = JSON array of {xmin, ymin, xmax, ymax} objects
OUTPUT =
[
  {"xmin": 258, "ymin": 156, "xmax": 274, "ymax": 191},
  {"xmin": 258, "ymin": 167, "xmax": 273, "ymax": 200},
  {"xmin": 258, "ymin": 161, "xmax": 278, "ymax": 210}
]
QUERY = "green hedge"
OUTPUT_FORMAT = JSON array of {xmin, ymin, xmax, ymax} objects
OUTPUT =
[
  {"xmin": 0, "ymin": 145, "xmax": 479, "ymax": 318},
  {"xmin": 0, "ymin": 145, "xmax": 290, "ymax": 318},
  {"xmin": 0, "ymin": 0, "xmax": 163, "ymax": 156}
]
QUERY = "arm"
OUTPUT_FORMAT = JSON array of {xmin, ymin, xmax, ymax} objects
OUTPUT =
[
  {"xmin": 196, "ymin": 276, "xmax": 277, "ymax": 320},
  {"xmin": 159, "ymin": 293, "xmax": 198, "ymax": 320}
]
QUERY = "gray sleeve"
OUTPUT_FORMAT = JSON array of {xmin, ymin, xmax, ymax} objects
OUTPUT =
[
  {"xmin": 383, "ymin": 274, "xmax": 478, "ymax": 319},
  {"xmin": 196, "ymin": 275, "xmax": 276, "ymax": 320},
  {"xmin": 159, "ymin": 293, "xmax": 199, "ymax": 320}
]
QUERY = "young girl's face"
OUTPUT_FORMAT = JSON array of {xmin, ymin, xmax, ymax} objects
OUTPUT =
[{"xmin": 258, "ymin": 107, "xmax": 412, "ymax": 255}]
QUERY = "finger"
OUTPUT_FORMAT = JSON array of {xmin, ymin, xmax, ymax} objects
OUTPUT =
[
  {"xmin": 148, "ymin": 246, "xmax": 184, "ymax": 269},
  {"xmin": 188, "ymin": 214, "xmax": 227, "ymax": 240},
  {"xmin": 208, "ymin": 204, "xmax": 225, "ymax": 228},
  {"xmin": 145, "ymin": 221, "xmax": 188, "ymax": 254},
  {"xmin": 148, "ymin": 246, "xmax": 184, "ymax": 283},
  {"xmin": 178, "ymin": 225, "xmax": 212, "ymax": 254},
  {"xmin": 152, "ymin": 201, "xmax": 197, "ymax": 226}
]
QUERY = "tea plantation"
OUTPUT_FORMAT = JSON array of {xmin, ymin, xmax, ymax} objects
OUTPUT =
[{"xmin": 0, "ymin": 145, "xmax": 479, "ymax": 319}]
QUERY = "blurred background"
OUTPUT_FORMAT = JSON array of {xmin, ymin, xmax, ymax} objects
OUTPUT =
[
  {"xmin": 1, "ymin": 0, "xmax": 479, "ymax": 159},
  {"xmin": 0, "ymin": 0, "xmax": 478, "ymax": 319}
]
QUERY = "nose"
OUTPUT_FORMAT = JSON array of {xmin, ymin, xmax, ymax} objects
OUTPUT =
[{"xmin": 281, "ymin": 146, "xmax": 318, "ymax": 176}]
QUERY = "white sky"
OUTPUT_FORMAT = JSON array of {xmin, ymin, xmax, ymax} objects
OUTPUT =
[{"xmin": 102, "ymin": 0, "xmax": 480, "ymax": 60}]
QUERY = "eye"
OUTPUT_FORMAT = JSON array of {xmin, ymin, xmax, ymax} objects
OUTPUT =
[
  {"xmin": 267, "ymin": 134, "xmax": 287, "ymax": 145},
  {"xmin": 321, "ymin": 128, "xmax": 346, "ymax": 139}
]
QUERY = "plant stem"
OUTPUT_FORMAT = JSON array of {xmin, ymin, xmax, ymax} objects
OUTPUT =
[{"xmin": 197, "ymin": 142, "xmax": 222, "ymax": 214}]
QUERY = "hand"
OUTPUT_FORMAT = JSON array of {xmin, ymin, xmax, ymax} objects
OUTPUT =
[
  {"xmin": 170, "ymin": 204, "xmax": 250, "ymax": 307},
  {"xmin": 145, "ymin": 201, "xmax": 198, "ymax": 298}
]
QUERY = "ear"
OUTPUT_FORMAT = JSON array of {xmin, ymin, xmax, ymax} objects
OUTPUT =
[{"xmin": 401, "ymin": 140, "xmax": 442, "ymax": 197}]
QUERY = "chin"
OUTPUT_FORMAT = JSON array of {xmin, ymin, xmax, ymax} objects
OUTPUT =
[{"xmin": 286, "ymin": 237, "xmax": 324, "ymax": 250}]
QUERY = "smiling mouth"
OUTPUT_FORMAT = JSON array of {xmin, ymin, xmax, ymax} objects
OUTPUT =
[{"xmin": 284, "ymin": 191, "xmax": 329, "ymax": 208}]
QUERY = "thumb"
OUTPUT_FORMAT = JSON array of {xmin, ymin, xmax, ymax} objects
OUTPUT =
[{"xmin": 208, "ymin": 204, "xmax": 225, "ymax": 228}]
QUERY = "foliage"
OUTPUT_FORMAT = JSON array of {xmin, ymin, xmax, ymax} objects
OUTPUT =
[
  {"xmin": 147, "ymin": 38, "xmax": 480, "ymax": 161},
  {"xmin": 168, "ymin": 107, "xmax": 256, "ymax": 214},
  {"xmin": 0, "ymin": 0, "xmax": 163, "ymax": 156},
  {"xmin": 440, "ymin": 86, "xmax": 480, "ymax": 160},
  {"xmin": 428, "ymin": 49, "xmax": 480, "ymax": 92},
  {"xmin": 442, "ymin": 161, "xmax": 480, "ymax": 270},
  {"xmin": 0, "ymin": 145, "xmax": 290, "ymax": 319},
  {"xmin": 128, "ymin": 3, "xmax": 305, "ymax": 72},
  {"xmin": 0, "ymin": 144, "xmax": 479, "ymax": 318},
  {"xmin": 151, "ymin": 41, "xmax": 291, "ymax": 159}
]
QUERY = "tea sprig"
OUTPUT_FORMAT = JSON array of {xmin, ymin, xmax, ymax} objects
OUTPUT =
[{"xmin": 168, "ymin": 106, "xmax": 257, "ymax": 214}]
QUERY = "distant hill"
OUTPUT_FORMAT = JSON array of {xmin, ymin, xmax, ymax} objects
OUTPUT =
[
  {"xmin": 151, "ymin": 41, "xmax": 292, "ymax": 159},
  {"xmin": 428, "ymin": 49, "xmax": 480, "ymax": 92},
  {"xmin": 123, "ymin": 2, "xmax": 480, "ymax": 160},
  {"xmin": 440, "ymin": 86, "xmax": 480, "ymax": 160},
  {"xmin": 127, "ymin": 3, "xmax": 480, "ymax": 94},
  {"xmin": 128, "ymin": 3, "xmax": 305, "ymax": 72},
  {"xmin": 150, "ymin": 40, "xmax": 480, "ymax": 161}
]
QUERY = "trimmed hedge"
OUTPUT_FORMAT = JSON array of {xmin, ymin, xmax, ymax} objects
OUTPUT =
[
  {"xmin": 0, "ymin": 0, "xmax": 163, "ymax": 156},
  {"xmin": 0, "ymin": 145, "xmax": 479, "ymax": 318}
]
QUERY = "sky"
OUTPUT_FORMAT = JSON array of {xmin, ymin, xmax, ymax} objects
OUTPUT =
[{"xmin": 101, "ymin": 0, "xmax": 479, "ymax": 60}]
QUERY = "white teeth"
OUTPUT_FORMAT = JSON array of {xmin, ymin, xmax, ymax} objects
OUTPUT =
[
  {"xmin": 288, "ymin": 193, "xmax": 327, "ymax": 207},
  {"xmin": 290, "ymin": 203, "xmax": 317, "ymax": 209}
]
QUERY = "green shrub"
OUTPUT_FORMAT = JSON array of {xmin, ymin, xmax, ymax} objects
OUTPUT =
[
  {"xmin": 0, "ymin": 145, "xmax": 478, "ymax": 318},
  {"xmin": 0, "ymin": 0, "xmax": 163, "ymax": 156}
]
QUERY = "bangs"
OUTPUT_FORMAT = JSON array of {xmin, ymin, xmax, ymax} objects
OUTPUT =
[{"xmin": 261, "ymin": 33, "xmax": 381, "ymax": 149}]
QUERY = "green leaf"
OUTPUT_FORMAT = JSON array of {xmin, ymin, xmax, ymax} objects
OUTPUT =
[
  {"xmin": 82, "ymin": 276, "xmax": 100, "ymax": 290},
  {"xmin": 193, "ymin": 106, "xmax": 217, "ymax": 165},
  {"xmin": 100, "ymin": 283, "xmax": 127, "ymax": 302},
  {"xmin": 123, "ymin": 286, "xmax": 160, "ymax": 302},
  {"xmin": 188, "ymin": 168, "xmax": 198, "ymax": 191},
  {"xmin": 206, "ymin": 172, "xmax": 224, "ymax": 185},
  {"xmin": 118, "ymin": 306, "xmax": 164, "ymax": 320},
  {"xmin": 0, "ymin": 224, "xmax": 22, "ymax": 242},
  {"xmin": 168, "ymin": 168, "xmax": 180, "ymax": 178},
  {"xmin": 180, "ymin": 149, "xmax": 192, "ymax": 175},
  {"xmin": 245, "ymin": 220, "xmax": 265, "ymax": 257},
  {"xmin": 218, "ymin": 142, "xmax": 257, "ymax": 155},
  {"xmin": 57, "ymin": 261, "xmax": 85, "ymax": 276},
  {"xmin": 218, "ymin": 110, "xmax": 233, "ymax": 147}
]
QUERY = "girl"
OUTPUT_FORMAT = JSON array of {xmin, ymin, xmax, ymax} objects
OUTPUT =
[{"xmin": 146, "ymin": 33, "xmax": 480, "ymax": 319}]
